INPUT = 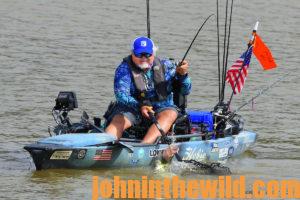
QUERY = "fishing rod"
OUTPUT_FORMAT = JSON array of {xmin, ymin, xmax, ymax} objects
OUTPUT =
[
  {"xmin": 146, "ymin": 0, "xmax": 150, "ymax": 38},
  {"xmin": 221, "ymin": 0, "xmax": 229, "ymax": 99},
  {"xmin": 221, "ymin": 0, "xmax": 234, "ymax": 102},
  {"xmin": 148, "ymin": 112, "xmax": 231, "ymax": 174},
  {"xmin": 218, "ymin": 0, "xmax": 234, "ymax": 103},
  {"xmin": 148, "ymin": 112, "xmax": 181, "ymax": 160},
  {"xmin": 216, "ymin": 0, "xmax": 221, "ymax": 101},
  {"xmin": 214, "ymin": 72, "xmax": 290, "ymax": 130},
  {"xmin": 178, "ymin": 14, "xmax": 214, "ymax": 66},
  {"xmin": 232, "ymin": 72, "xmax": 290, "ymax": 114}
]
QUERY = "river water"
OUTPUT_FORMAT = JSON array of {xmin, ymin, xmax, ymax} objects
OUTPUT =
[{"xmin": 0, "ymin": 0, "xmax": 299, "ymax": 199}]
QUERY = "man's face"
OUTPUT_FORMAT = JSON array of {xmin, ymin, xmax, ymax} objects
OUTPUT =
[{"xmin": 132, "ymin": 52, "xmax": 155, "ymax": 69}]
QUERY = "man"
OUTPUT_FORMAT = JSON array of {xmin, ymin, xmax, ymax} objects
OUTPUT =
[{"xmin": 105, "ymin": 36, "xmax": 191, "ymax": 160}]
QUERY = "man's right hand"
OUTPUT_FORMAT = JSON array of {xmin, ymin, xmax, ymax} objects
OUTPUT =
[{"xmin": 140, "ymin": 106, "xmax": 154, "ymax": 118}]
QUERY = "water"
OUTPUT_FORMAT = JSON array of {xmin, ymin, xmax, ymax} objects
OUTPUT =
[{"xmin": 0, "ymin": 0, "xmax": 299, "ymax": 199}]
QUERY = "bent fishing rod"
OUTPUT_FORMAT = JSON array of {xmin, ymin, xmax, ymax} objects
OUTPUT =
[
  {"xmin": 178, "ymin": 14, "xmax": 214, "ymax": 66},
  {"xmin": 144, "ymin": 1, "xmax": 213, "ymax": 66}
]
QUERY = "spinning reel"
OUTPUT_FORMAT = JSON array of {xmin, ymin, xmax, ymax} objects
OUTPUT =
[{"xmin": 212, "ymin": 101, "xmax": 244, "ymax": 136}]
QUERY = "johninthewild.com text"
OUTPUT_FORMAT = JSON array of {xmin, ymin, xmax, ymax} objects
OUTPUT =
[{"xmin": 92, "ymin": 176, "xmax": 300, "ymax": 199}]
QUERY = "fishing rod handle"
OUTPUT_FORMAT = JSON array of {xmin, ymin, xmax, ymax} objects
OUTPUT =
[{"xmin": 148, "ymin": 112, "xmax": 164, "ymax": 133}]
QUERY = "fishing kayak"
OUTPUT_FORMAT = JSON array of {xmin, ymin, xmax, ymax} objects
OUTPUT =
[
  {"xmin": 24, "ymin": 130, "xmax": 256, "ymax": 170},
  {"xmin": 24, "ymin": 91, "xmax": 256, "ymax": 170}
]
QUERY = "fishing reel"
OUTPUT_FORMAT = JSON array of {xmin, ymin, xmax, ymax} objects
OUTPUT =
[
  {"xmin": 213, "ymin": 110, "xmax": 244, "ymax": 136},
  {"xmin": 213, "ymin": 101, "xmax": 230, "ymax": 115},
  {"xmin": 226, "ymin": 113, "xmax": 244, "ymax": 135},
  {"xmin": 212, "ymin": 101, "xmax": 229, "ymax": 132},
  {"xmin": 212, "ymin": 101, "xmax": 244, "ymax": 136}
]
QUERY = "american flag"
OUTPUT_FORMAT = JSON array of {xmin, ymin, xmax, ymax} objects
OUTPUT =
[
  {"xmin": 93, "ymin": 149, "xmax": 112, "ymax": 161},
  {"xmin": 226, "ymin": 46, "xmax": 253, "ymax": 94}
]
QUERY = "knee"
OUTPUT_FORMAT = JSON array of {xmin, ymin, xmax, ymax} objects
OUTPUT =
[
  {"xmin": 158, "ymin": 110, "xmax": 178, "ymax": 122},
  {"xmin": 109, "ymin": 114, "xmax": 132, "ymax": 129}
]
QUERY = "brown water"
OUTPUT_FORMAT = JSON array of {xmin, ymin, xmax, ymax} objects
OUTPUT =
[{"xmin": 0, "ymin": 0, "xmax": 299, "ymax": 199}]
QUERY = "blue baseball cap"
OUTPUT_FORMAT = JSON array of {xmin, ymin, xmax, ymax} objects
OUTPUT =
[{"xmin": 132, "ymin": 36, "xmax": 154, "ymax": 55}]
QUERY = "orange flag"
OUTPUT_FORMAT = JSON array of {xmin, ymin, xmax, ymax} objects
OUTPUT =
[{"xmin": 253, "ymin": 34, "xmax": 277, "ymax": 70}]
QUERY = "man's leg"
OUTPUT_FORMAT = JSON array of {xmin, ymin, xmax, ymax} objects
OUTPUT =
[
  {"xmin": 141, "ymin": 109, "xmax": 177, "ymax": 144},
  {"xmin": 105, "ymin": 114, "xmax": 132, "ymax": 139}
]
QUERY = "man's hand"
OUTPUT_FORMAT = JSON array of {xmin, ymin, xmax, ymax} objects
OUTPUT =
[
  {"xmin": 176, "ymin": 60, "xmax": 189, "ymax": 75},
  {"xmin": 140, "ymin": 105, "xmax": 154, "ymax": 118},
  {"xmin": 162, "ymin": 145, "xmax": 179, "ymax": 162}
]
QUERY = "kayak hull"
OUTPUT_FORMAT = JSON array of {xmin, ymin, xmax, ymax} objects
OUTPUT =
[{"xmin": 24, "ymin": 131, "xmax": 256, "ymax": 170}]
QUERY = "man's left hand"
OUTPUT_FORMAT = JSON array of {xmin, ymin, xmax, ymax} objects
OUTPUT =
[
  {"xmin": 176, "ymin": 60, "xmax": 189, "ymax": 75},
  {"xmin": 140, "ymin": 105, "xmax": 154, "ymax": 119}
]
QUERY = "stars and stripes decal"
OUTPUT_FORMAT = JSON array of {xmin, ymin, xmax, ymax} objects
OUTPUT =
[{"xmin": 93, "ymin": 149, "xmax": 112, "ymax": 161}]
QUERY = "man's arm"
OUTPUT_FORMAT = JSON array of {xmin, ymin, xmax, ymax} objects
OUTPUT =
[
  {"xmin": 175, "ymin": 73, "xmax": 191, "ymax": 95},
  {"xmin": 162, "ymin": 59, "xmax": 192, "ymax": 95},
  {"xmin": 114, "ymin": 63, "xmax": 140, "ymax": 108}
]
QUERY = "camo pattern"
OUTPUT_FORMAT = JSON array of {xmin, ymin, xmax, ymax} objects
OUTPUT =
[{"xmin": 114, "ymin": 58, "xmax": 191, "ymax": 111}]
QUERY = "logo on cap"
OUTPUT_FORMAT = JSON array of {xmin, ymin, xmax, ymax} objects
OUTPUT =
[{"xmin": 141, "ymin": 41, "xmax": 147, "ymax": 47}]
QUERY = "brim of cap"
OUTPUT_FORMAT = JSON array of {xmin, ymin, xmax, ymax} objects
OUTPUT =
[{"xmin": 133, "ymin": 48, "xmax": 153, "ymax": 55}]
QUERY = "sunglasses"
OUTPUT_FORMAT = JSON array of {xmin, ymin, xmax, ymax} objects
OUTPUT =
[{"xmin": 134, "ymin": 52, "xmax": 152, "ymax": 58}]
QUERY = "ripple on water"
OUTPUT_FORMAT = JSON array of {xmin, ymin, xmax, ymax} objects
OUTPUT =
[{"xmin": 0, "ymin": 0, "xmax": 299, "ymax": 199}]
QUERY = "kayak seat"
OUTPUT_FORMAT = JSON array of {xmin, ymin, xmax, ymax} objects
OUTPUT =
[{"xmin": 122, "ymin": 113, "xmax": 191, "ymax": 139}]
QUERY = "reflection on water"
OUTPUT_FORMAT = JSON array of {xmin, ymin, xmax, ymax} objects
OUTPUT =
[{"xmin": 0, "ymin": 0, "xmax": 299, "ymax": 199}]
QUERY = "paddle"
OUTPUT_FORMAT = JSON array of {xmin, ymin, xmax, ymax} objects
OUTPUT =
[
  {"xmin": 81, "ymin": 111, "xmax": 135, "ymax": 152},
  {"xmin": 81, "ymin": 111, "xmax": 105, "ymax": 133}
]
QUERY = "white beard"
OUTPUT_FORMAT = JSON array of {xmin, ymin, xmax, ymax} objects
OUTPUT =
[{"xmin": 138, "ymin": 62, "xmax": 151, "ymax": 70}]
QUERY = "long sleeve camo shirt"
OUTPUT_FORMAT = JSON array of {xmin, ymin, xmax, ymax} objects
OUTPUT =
[{"xmin": 114, "ymin": 57, "xmax": 191, "ymax": 111}]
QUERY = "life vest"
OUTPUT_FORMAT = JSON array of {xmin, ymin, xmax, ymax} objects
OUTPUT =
[{"xmin": 123, "ymin": 55, "xmax": 168, "ymax": 103}]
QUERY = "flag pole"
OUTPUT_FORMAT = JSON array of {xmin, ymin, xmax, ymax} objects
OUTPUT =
[{"xmin": 227, "ymin": 21, "xmax": 259, "ymax": 107}]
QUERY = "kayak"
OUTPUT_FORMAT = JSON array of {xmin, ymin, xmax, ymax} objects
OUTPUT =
[
  {"xmin": 24, "ymin": 92, "xmax": 257, "ymax": 170},
  {"xmin": 24, "ymin": 131, "xmax": 256, "ymax": 170}
]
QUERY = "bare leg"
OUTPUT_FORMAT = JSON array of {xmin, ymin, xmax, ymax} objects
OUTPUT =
[
  {"xmin": 105, "ymin": 114, "xmax": 132, "ymax": 139},
  {"xmin": 141, "ymin": 109, "xmax": 177, "ymax": 144}
]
